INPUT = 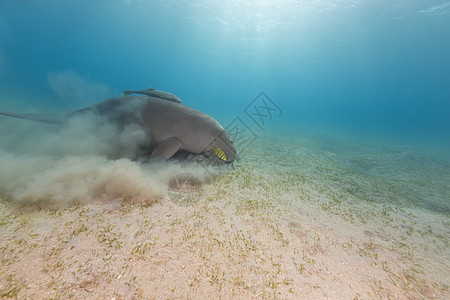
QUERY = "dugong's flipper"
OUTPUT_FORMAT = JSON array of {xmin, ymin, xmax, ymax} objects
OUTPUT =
[{"xmin": 150, "ymin": 137, "xmax": 182, "ymax": 159}]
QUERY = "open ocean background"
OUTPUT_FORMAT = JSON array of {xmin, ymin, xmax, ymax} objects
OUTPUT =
[{"xmin": 1, "ymin": 0, "xmax": 449, "ymax": 149}]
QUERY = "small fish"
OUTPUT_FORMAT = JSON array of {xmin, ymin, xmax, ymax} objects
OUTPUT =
[
  {"xmin": 123, "ymin": 88, "xmax": 181, "ymax": 103},
  {"xmin": 210, "ymin": 144, "xmax": 227, "ymax": 161}
]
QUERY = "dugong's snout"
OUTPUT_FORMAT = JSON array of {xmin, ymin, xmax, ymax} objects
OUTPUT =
[{"xmin": 205, "ymin": 130, "xmax": 236, "ymax": 163}]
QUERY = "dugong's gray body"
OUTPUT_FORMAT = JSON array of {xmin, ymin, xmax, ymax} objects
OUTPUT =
[
  {"xmin": 79, "ymin": 95, "xmax": 235, "ymax": 161},
  {"xmin": 0, "ymin": 95, "xmax": 236, "ymax": 163}
]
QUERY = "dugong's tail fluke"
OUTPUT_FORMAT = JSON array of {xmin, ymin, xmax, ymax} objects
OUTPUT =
[
  {"xmin": 123, "ymin": 90, "xmax": 133, "ymax": 96},
  {"xmin": 0, "ymin": 111, "xmax": 66, "ymax": 125}
]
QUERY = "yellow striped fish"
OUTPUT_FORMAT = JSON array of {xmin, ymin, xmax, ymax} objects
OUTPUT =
[{"xmin": 210, "ymin": 144, "xmax": 227, "ymax": 161}]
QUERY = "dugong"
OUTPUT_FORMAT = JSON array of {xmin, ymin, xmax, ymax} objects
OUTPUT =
[{"xmin": 0, "ymin": 95, "xmax": 236, "ymax": 163}]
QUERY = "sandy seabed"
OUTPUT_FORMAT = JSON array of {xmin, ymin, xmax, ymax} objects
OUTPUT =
[{"xmin": 0, "ymin": 132, "xmax": 449, "ymax": 299}]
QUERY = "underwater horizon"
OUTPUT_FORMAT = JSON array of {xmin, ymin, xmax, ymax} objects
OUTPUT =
[{"xmin": 0, "ymin": 0, "xmax": 449, "ymax": 150}]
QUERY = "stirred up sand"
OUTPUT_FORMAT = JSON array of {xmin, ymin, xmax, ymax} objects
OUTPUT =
[{"xmin": 0, "ymin": 132, "xmax": 449, "ymax": 299}]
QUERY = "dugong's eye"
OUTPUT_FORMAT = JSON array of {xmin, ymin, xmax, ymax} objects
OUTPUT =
[{"xmin": 210, "ymin": 144, "xmax": 227, "ymax": 161}]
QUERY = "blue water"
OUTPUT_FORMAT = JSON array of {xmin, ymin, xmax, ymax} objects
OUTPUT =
[{"xmin": 1, "ymin": 0, "xmax": 449, "ymax": 148}]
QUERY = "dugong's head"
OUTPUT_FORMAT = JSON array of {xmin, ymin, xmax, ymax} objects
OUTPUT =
[{"xmin": 204, "ymin": 130, "xmax": 236, "ymax": 163}]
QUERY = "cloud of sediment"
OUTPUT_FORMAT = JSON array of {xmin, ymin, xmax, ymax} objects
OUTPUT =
[
  {"xmin": 0, "ymin": 105, "xmax": 223, "ymax": 206},
  {"xmin": 47, "ymin": 70, "xmax": 115, "ymax": 106}
]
